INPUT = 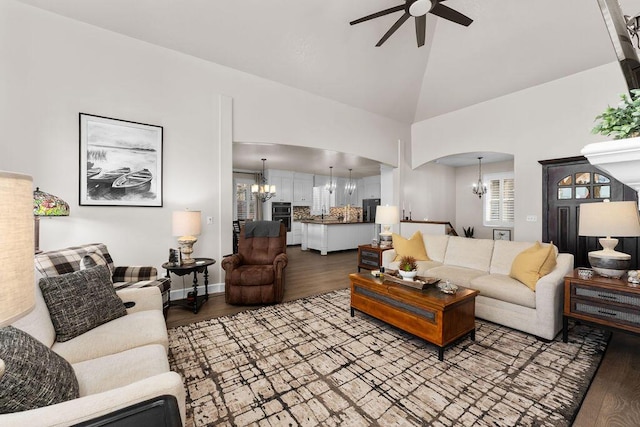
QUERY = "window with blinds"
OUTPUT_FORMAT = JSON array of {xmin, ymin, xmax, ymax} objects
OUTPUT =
[
  {"xmin": 483, "ymin": 172, "xmax": 514, "ymax": 227},
  {"xmin": 235, "ymin": 182, "xmax": 256, "ymax": 220}
]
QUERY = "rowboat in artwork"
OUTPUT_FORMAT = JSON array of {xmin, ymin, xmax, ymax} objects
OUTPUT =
[
  {"xmin": 87, "ymin": 167, "xmax": 102, "ymax": 178},
  {"xmin": 111, "ymin": 169, "xmax": 153, "ymax": 193},
  {"xmin": 89, "ymin": 167, "xmax": 131, "ymax": 184}
]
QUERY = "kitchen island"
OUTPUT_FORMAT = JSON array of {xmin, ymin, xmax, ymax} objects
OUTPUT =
[{"xmin": 300, "ymin": 220, "xmax": 376, "ymax": 255}]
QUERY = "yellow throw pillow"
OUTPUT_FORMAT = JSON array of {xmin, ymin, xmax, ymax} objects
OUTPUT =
[
  {"xmin": 392, "ymin": 231, "xmax": 430, "ymax": 261},
  {"xmin": 510, "ymin": 242, "xmax": 551, "ymax": 291},
  {"xmin": 540, "ymin": 242, "xmax": 557, "ymax": 277}
]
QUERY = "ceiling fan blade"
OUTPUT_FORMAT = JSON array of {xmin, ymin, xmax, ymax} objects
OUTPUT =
[
  {"xmin": 415, "ymin": 15, "xmax": 426, "ymax": 47},
  {"xmin": 376, "ymin": 12, "xmax": 411, "ymax": 46},
  {"xmin": 430, "ymin": 3, "xmax": 473, "ymax": 26},
  {"xmin": 350, "ymin": 4, "xmax": 404, "ymax": 25}
]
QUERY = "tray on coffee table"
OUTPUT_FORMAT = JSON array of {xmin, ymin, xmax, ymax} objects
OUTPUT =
[{"xmin": 383, "ymin": 270, "xmax": 440, "ymax": 290}]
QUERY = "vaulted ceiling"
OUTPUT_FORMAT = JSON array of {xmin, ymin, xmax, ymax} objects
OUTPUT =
[{"xmin": 15, "ymin": 0, "xmax": 624, "ymax": 125}]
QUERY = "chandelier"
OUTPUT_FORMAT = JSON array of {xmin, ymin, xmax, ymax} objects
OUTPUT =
[
  {"xmin": 472, "ymin": 156, "xmax": 487, "ymax": 198},
  {"xmin": 345, "ymin": 168, "xmax": 356, "ymax": 195},
  {"xmin": 251, "ymin": 158, "xmax": 276, "ymax": 202},
  {"xmin": 326, "ymin": 166, "xmax": 336, "ymax": 194}
]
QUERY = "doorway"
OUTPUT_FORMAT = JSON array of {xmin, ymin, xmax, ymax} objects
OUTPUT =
[{"xmin": 541, "ymin": 156, "xmax": 639, "ymax": 269}]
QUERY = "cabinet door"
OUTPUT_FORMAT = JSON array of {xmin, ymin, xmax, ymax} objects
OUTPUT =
[
  {"xmin": 293, "ymin": 179, "xmax": 312, "ymax": 203},
  {"xmin": 362, "ymin": 176, "xmax": 381, "ymax": 199},
  {"xmin": 279, "ymin": 176, "xmax": 293, "ymax": 202}
]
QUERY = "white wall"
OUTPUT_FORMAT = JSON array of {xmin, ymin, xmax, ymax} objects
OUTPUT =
[
  {"xmin": 0, "ymin": 0, "xmax": 409, "ymax": 293},
  {"xmin": 411, "ymin": 62, "xmax": 629, "ymax": 242},
  {"xmin": 455, "ymin": 160, "xmax": 514, "ymax": 239}
]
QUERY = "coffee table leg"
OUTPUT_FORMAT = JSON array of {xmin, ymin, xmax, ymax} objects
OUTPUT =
[
  {"xmin": 471, "ymin": 329, "xmax": 476, "ymax": 341},
  {"xmin": 438, "ymin": 347, "xmax": 444, "ymax": 361},
  {"xmin": 350, "ymin": 307, "xmax": 354, "ymax": 317}
]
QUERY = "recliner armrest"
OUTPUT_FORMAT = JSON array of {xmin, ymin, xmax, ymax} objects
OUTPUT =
[
  {"xmin": 222, "ymin": 254, "xmax": 243, "ymax": 272},
  {"xmin": 112, "ymin": 266, "xmax": 158, "ymax": 282},
  {"xmin": 273, "ymin": 253, "xmax": 288, "ymax": 270}
]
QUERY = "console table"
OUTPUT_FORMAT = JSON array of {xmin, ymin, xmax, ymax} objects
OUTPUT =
[
  {"xmin": 563, "ymin": 269, "xmax": 640, "ymax": 342},
  {"xmin": 162, "ymin": 258, "xmax": 216, "ymax": 314}
]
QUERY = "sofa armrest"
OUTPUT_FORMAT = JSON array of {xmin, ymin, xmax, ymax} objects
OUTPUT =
[
  {"xmin": 534, "ymin": 253, "xmax": 574, "ymax": 338},
  {"xmin": 381, "ymin": 249, "xmax": 397, "ymax": 269},
  {"xmin": 0, "ymin": 372, "xmax": 186, "ymax": 427},
  {"xmin": 112, "ymin": 266, "xmax": 158, "ymax": 282},
  {"xmin": 117, "ymin": 287, "xmax": 163, "ymax": 313}
]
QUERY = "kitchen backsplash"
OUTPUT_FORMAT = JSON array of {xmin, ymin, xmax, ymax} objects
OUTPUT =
[{"xmin": 292, "ymin": 205, "xmax": 363, "ymax": 222}]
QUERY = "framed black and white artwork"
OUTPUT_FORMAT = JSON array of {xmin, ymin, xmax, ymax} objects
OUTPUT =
[
  {"xmin": 493, "ymin": 229, "xmax": 511, "ymax": 241},
  {"xmin": 79, "ymin": 113, "xmax": 163, "ymax": 207}
]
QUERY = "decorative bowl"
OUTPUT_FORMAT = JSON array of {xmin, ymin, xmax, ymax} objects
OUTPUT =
[
  {"xmin": 399, "ymin": 270, "xmax": 417, "ymax": 281},
  {"xmin": 577, "ymin": 267, "xmax": 594, "ymax": 280}
]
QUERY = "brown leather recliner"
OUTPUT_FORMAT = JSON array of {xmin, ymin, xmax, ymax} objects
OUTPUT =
[{"xmin": 222, "ymin": 221, "xmax": 288, "ymax": 305}]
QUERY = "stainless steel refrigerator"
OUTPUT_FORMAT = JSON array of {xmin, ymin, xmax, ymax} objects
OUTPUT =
[{"xmin": 362, "ymin": 198, "xmax": 380, "ymax": 223}]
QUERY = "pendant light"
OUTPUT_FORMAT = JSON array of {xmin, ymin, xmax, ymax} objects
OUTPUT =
[
  {"xmin": 251, "ymin": 158, "xmax": 276, "ymax": 202},
  {"xmin": 326, "ymin": 166, "xmax": 336, "ymax": 194},
  {"xmin": 472, "ymin": 156, "xmax": 487, "ymax": 198},
  {"xmin": 345, "ymin": 168, "xmax": 356, "ymax": 195}
]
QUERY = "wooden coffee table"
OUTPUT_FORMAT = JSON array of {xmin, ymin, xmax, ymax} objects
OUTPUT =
[{"xmin": 349, "ymin": 273, "xmax": 479, "ymax": 361}]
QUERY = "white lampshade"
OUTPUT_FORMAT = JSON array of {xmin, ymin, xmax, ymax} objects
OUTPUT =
[
  {"xmin": 0, "ymin": 171, "xmax": 35, "ymax": 326},
  {"xmin": 579, "ymin": 201, "xmax": 640, "ymax": 278},
  {"xmin": 172, "ymin": 210, "xmax": 202, "ymax": 237},
  {"xmin": 375, "ymin": 205, "xmax": 399, "ymax": 226},
  {"xmin": 579, "ymin": 201, "xmax": 640, "ymax": 238}
]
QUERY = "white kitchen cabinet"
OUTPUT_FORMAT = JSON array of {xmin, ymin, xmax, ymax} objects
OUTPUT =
[
  {"xmin": 291, "ymin": 221, "xmax": 303, "ymax": 245},
  {"xmin": 361, "ymin": 175, "xmax": 381, "ymax": 199},
  {"xmin": 293, "ymin": 173, "xmax": 313, "ymax": 204},
  {"xmin": 267, "ymin": 170, "xmax": 293, "ymax": 202}
]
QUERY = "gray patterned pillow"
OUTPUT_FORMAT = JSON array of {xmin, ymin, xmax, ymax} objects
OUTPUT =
[
  {"xmin": 0, "ymin": 326, "xmax": 79, "ymax": 413},
  {"xmin": 39, "ymin": 265, "xmax": 127, "ymax": 342}
]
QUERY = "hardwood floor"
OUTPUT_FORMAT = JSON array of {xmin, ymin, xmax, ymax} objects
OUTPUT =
[{"xmin": 165, "ymin": 246, "xmax": 640, "ymax": 425}]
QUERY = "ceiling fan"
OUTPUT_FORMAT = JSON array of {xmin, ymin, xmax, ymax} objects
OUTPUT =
[{"xmin": 350, "ymin": 0, "xmax": 473, "ymax": 47}]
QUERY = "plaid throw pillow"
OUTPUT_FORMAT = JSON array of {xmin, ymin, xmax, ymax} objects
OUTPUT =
[
  {"xmin": 39, "ymin": 265, "xmax": 127, "ymax": 342},
  {"xmin": 80, "ymin": 252, "xmax": 113, "ymax": 275},
  {"xmin": 0, "ymin": 326, "xmax": 79, "ymax": 413}
]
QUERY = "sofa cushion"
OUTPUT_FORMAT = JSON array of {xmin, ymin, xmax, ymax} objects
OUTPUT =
[
  {"xmin": 392, "ymin": 231, "xmax": 429, "ymax": 261},
  {"xmin": 11, "ymin": 273, "xmax": 56, "ymax": 348},
  {"xmin": 39, "ymin": 265, "xmax": 127, "ymax": 342},
  {"xmin": 52, "ymin": 309, "xmax": 169, "ymax": 364},
  {"xmin": 422, "ymin": 234, "xmax": 450, "ymax": 263},
  {"xmin": 469, "ymin": 274, "xmax": 536, "ymax": 309},
  {"xmin": 72, "ymin": 344, "xmax": 169, "ymax": 396},
  {"xmin": 443, "ymin": 236, "xmax": 495, "ymax": 272},
  {"xmin": 489, "ymin": 240, "xmax": 538, "ymax": 275},
  {"xmin": 510, "ymin": 242, "xmax": 555, "ymax": 291},
  {"xmin": 426, "ymin": 265, "xmax": 487, "ymax": 287},
  {"xmin": 35, "ymin": 243, "xmax": 115, "ymax": 278},
  {"xmin": 0, "ymin": 326, "xmax": 79, "ymax": 413}
]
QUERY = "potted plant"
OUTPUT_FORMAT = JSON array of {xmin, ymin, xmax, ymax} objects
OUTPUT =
[
  {"xmin": 591, "ymin": 89, "xmax": 640, "ymax": 139},
  {"xmin": 582, "ymin": 89, "xmax": 640, "ymax": 195},
  {"xmin": 398, "ymin": 255, "xmax": 418, "ymax": 280}
]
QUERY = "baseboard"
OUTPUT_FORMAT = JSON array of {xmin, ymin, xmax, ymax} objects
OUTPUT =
[{"xmin": 169, "ymin": 282, "xmax": 224, "ymax": 300}]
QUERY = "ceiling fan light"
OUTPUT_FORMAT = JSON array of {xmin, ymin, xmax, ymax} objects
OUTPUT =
[{"xmin": 409, "ymin": 0, "xmax": 433, "ymax": 17}]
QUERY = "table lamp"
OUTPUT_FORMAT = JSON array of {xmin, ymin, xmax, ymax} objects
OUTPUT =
[
  {"xmin": 172, "ymin": 210, "xmax": 202, "ymax": 265},
  {"xmin": 375, "ymin": 205, "xmax": 399, "ymax": 248},
  {"xmin": 33, "ymin": 187, "xmax": 70, "ymax": 253},
  {"xmin": 579, "ymin": 200, "xmax": 640, "ymax": 278},
  {"xmin": 0, "ymin": 171, "xmax": 35, "ymax": 328}
]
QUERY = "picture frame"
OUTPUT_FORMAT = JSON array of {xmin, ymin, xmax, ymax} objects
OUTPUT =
[
  {"xmin": 79, "ymin": 113, "xmax": 163, "ymax": 207},
  {"xmin": 493, "ymin": 229, "xmax": 511, "ymax": 241}
]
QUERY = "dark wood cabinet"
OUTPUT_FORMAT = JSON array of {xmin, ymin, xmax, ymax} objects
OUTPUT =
[
  {"xmin": 563, "ymin": 270, "xmax": 640, "ymax": 342},
  {"xmin": 357, "ymin": 244, "xmax": 389, "ymax": 272}
]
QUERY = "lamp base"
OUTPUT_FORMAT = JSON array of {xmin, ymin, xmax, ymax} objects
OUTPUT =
[
  {"xmin": 588, "ymin": 249, "xmax": 630, "ymax": 279},
  {"xmin": 379, "ymin": 233, "xmax": 392, "ymax": 248},
  {"xmin": 177, "ymin": 236, "xmax": 198, "ymax": 265}
]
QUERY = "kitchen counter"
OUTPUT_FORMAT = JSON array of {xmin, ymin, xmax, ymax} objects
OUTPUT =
[{"xmin": 301, "ymin": 221, "xmax": 376, "ymax": 255}]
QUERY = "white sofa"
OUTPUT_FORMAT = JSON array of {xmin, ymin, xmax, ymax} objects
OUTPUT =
[
  {"xmin": 382, "ymin": 235, "xmax": 574, "ymax": 340},
  {"xmin": 2, "ymin": 266, "xmax": 185, "ymax": 425}
]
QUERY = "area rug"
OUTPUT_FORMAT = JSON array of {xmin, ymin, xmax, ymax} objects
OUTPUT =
[{"xmin": 168, "ymin": 289, "xmax": 608, "ymax": 426}]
